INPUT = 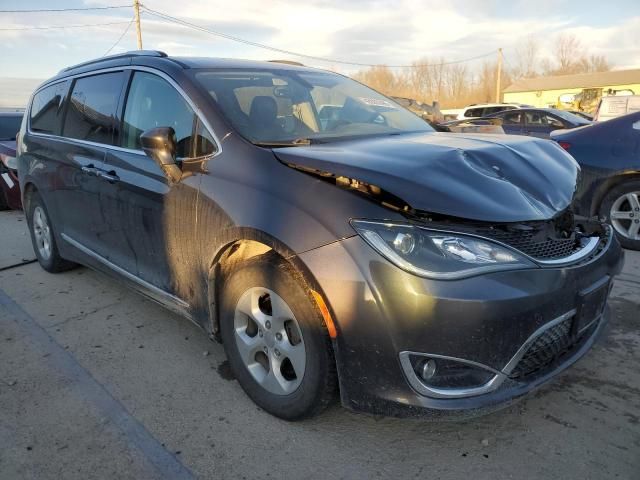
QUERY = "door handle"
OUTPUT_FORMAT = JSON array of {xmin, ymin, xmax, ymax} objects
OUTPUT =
[
  {"xmin": 97, "ymin": 170, "xmax": 120, "ymax": 183},
  {"xmin": 81, "ymin": 165, "xmax": 98, "ymax": 176}
]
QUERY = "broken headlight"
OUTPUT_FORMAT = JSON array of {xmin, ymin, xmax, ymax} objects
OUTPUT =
[{"xmin": 351, "ymin": 220, "xmax": 535, "ymax": 279}]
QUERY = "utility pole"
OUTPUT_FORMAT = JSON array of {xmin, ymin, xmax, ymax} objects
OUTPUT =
[
  {"xmin": 133, "ymin": 0, "xmax": 143, "ymax": 50},
  {"xmin": 495, "ymin": 48, "xmax": 503, "ymax": 103}
]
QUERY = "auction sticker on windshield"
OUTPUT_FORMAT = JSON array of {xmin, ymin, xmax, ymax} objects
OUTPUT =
[{"xmin": 358, "ymin": 97, "xmax": 396, "ymax": 108}]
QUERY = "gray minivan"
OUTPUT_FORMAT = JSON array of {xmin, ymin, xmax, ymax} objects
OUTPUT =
[{"xmin": 17, "ymin": 51, "xmax": 623, "ymax": 419}]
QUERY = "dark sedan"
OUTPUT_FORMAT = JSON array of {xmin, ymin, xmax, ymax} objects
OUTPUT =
[
  {"xmin": 17, "ymin": 52, "xmax": 623, "ymax": 419},
  {"xmin": 552, "ymin": 111, "xmax": 640, "ymax": 250},
  {"xmin": 444, "ymin": 108, "xmax": 590, "ymax": 138},
  {"xmin": 0, "ymin": 111, "xmax": 23, "ymax": 210},
  {"xmin": 483, "ymin": 108, "xmax": 591, "ymax": 138}
]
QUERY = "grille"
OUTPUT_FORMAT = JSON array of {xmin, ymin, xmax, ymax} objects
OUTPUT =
[
  {"xmin": 476, "ymin": 227, "xmax": 580, "ymax": 260},
  {"xmin": 510, "ymin": 317, "xmax": 575, "ymax": 379}
]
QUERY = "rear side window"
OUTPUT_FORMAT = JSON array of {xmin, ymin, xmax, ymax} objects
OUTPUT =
[
  {"xmin": 464, "ymin": 108, "xmax": 483, "ymax": 118},
  {"xmin": 121, "ymin": 71, "xmax": 215, "ymax": 158},
  {"xmin": 63, "ymin": 72, "xmax": 125, "ymax": 145},
  {"xmin": 30, "ymin": 81, "xmax": 70, "ymax": 135},
  {"xmin": 483, "ymin": 106, "xmax": 509, "ymax": 115},
  {"xmin": 502, "ymin": 111, "xmax": 522, "ymax": 125}
]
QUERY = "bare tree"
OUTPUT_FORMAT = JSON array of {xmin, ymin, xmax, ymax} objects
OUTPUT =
[
  {"xmin": 554, "ymin": 33, "xmax": 583, "ymax": 73},
  {"xmin": 353, "ymin": 65, "xmax": 397, "ymax": 96},
  {"xmin": 445, "ymin": 64, "xmax": 468, "ymax": 101},
  {"xmin": 584, "ymin": 54, "xmax": 610, "ymax": 73},
  {"xmin": 514, "ymin": 35, "xmax": 540, "ymax": 79},
  {"xmin": 350, "ymin": 36, "xmax": 608, "ymax": 110},
  {"xmin": 544, "ymin": 33, "xmax": 611, "ymax": 75}
]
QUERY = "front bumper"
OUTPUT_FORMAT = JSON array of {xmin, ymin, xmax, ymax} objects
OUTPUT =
[{"xmin": 298, "ymin": 230, "xmax": 624, "ymax": 418}]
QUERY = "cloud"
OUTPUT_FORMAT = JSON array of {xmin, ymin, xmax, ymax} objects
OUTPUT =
[{"xmin": 0, "ymin": 0, "xmax": 638, "ymax": 78}]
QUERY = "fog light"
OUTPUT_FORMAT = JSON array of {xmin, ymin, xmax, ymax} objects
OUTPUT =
[
  {"xmin": 409, "ymin": 354, "xmax": 495, "ymax": 389},
  {"xmin": 393, "ymin": 232, "xmax": 415, "ymax": 255},
  {"xmin": 419, "ymin": 358, "xmax": 437, "ymax": 381}
]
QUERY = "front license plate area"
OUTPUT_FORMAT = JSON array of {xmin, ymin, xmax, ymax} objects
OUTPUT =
[{"xmin": 575, "ymin": 278, "xmax": 610, "ymax": 334}]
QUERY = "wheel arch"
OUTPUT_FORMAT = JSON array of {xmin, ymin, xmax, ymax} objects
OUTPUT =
[
  {"xmin": 205, "ymin": 227, "xmax": 338, "ymax": 344},
  {"xmin": 591, "ymin": 170, "xmax": 640, "ymax": 217},
  {"xmin": 21, "ymin": 181, "xmax": 39, "ymax": 215}
]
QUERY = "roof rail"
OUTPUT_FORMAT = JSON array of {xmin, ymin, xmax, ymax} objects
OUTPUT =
[
  {"xmin": 268, "ymin": 59, "xmax": 305, "ymax": 66},
  {"xmin": 60, "ymin": 50, "xmax": 168, "ymax": 73}
]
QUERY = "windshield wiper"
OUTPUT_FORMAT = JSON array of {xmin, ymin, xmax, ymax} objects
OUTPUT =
[{"xmin": 254, "ymin": 138, "xmax": 312, "ymax": 147}]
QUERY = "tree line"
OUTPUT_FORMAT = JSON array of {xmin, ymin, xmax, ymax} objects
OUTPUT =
[{"xmin": 352, "ymin": 33, "xmax": 611, "ymax": 109}]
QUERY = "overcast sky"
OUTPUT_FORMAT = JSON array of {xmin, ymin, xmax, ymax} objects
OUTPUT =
[{"xmin": 1, "ymin": 0, "xmax": 639, "ymax": 80}]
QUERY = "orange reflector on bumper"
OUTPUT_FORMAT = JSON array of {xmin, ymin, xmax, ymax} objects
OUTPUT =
[{"xmin": 311, "ymin": 289, "xmax": 337, "ymax": 338}]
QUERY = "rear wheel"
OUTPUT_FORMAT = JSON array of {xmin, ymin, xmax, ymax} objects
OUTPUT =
[
  {"xmin": 599, "ymin": 180, "xmax": 640, "ymax": 250},
  {"xmin": 26, "ymin": 191, "xmax": 77, "ymax": 272},
  {"xmin": 219, "ymin": 253, "xmax": 336, "ymax": 420}
]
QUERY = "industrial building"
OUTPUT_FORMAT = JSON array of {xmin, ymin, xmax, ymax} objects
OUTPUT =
[{"xmin": 503, "ymin": 69, "xmax": 640, "ymax": 108}]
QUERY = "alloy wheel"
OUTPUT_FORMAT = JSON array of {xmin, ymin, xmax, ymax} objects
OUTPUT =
[
  {"xmin": 610, "ymin": 191, "xmax": 640, "ymax": 240},
  {"xmin": 32, "ymin": 206, "xmax": 52, "ymax": 260},
  {"xmin": 233, "ymin": 287, "xmax": 306, "ymax": 395}
]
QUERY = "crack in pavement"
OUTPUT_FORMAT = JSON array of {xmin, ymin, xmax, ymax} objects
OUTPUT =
[{"xmin": 45, "ymin": 300, "xmax": 125, "ymax": 329}]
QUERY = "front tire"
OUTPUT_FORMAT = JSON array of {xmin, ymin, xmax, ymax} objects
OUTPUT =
[
  {"xmin": 219, "ymin": 253, "xmax": 337, "ymax": 420},
  {"xmin": 599, "ymin": 180, "xmax": 640, "ymax": 250},
  {"xmin": 26, "ymin": 191, "xmax": 77, "ymax": 272}
]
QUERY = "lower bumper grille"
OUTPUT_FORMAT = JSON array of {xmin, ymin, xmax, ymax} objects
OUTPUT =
[{"xmin": 509, "ymin": 315, "xmax": 595, "ymax": 379}]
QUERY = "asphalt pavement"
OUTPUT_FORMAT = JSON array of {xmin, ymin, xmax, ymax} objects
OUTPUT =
[{"xmin": 0, "ymin": 209, "xmax": 638, "ymax": 479}]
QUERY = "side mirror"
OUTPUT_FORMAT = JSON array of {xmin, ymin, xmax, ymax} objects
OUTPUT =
[{"xmin": 140, "ymin": 127, "xmax": 182, "ymax": 183}]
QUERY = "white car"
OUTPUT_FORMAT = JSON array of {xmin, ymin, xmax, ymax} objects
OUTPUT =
[
  {"xmin": 455, "ymin": 103, "xmax": 532, "ymax": 120},
  {"xmin": 594, "ymin": 95, "xmax": 640, "ymax": 121}
]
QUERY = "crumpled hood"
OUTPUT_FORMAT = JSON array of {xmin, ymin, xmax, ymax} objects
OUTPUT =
[{"xmin": 273, "ymin": 132, "xmax": 579, "ymax": 222}]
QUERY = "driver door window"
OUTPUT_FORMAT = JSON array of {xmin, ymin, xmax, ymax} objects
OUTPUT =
[{"xmin": 121, "ymin": 71, "xmax": 215, "ymax": 158}]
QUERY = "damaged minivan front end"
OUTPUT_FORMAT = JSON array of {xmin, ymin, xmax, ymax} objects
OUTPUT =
[
  {"xmin": 22, "ymin": 56, "xmax": 624, "ymax": 419},
  {"xmin": 276, "ymin": 132, "xmax": 623, "ymax": 416}
]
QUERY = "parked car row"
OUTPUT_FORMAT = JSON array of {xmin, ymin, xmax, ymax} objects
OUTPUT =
[
  {"xmin": 441, "ymin": 103, "xmax": 537, "ymax": 122},
  {"xmin": 0, "ymin": 111, "xmax": 23, "ymax": 210},
  {"xmin": 15, "ymin": 51, "xmax": 623, "ymax": 420},
  {"xmin": 433, "ymin": 104, "xmax": 640, "ymax": 250},
  {"xmin": 552, "ymin": 111, "xmax": 640, "ymax": 250},
  {"xmin": 441, "ymin": 107, "xmax": 591, "ymax": 138}
]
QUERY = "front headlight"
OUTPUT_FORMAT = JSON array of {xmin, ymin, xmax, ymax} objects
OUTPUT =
[{"xmin": 351, "ymin": 220, "xmax": 536, "ymax": 279}]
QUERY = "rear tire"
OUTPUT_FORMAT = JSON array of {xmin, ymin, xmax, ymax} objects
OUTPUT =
[
  {"xmin": 219, "ymin": 253, "xmax": 337, "ymax": 420},
  {"xmin": 26, "ymin": 191, "xmax": 77, "ymax": 272},
  {"xmin": 599, "ymin": 180, "xmax": 640, "ymax": 250}
]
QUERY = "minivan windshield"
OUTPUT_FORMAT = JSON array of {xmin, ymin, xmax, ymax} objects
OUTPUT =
[{"xmin": 194, "ymin": 69, "xmax": 432, "ymax": 145}]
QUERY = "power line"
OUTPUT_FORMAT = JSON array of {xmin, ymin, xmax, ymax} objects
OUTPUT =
[
  {"xmin": 141, "ymin": 6, "xmax": 496, "ymax": 68},
  {"xmin": 0, "ymin": 21, "xmax": 132, "ymax": 31},
  {"xmin": 103, "ymin": 18, "xmax": 135, "ymax": 56},
  {"xmin": 0, "ymin": 5, "xmax": 132, "ymax": 13}
]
